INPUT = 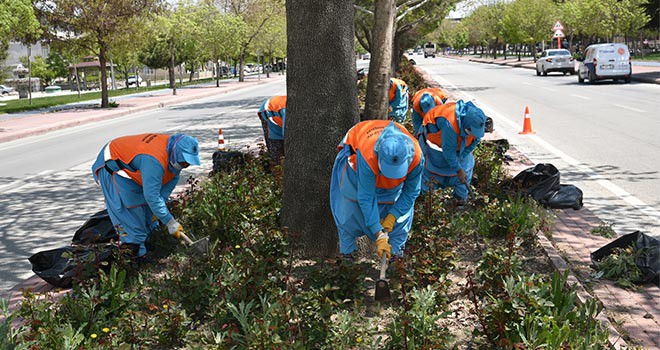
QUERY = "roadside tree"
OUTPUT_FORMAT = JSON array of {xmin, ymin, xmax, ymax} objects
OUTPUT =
[
  {"xmin": 36, "ymin": 0, "xmax": 162, "ymax": 107},
  {"xmin": 194, "ymin": 1, "xmax": 246, "ymax": 87},
  {"xmin": 283, "ymin": 0, "xmax": 359, "ymax": 257},
  {"xmin": 252, "ymin": 4, "xmax": 286, "ymax": 79},
  {"xmin": 224, "ymin": 0, "xmax": 283, "ymax": 82}
]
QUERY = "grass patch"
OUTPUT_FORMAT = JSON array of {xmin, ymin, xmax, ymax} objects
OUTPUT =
[
  {"xmin": 0, "ymin": 77, "xmax": 228, "ymax": 115},
  {"xmin": 632, "ymin": 52, "xmax": 660, "ymax": 61}
]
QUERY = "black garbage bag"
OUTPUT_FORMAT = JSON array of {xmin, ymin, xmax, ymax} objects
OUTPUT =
[
  {"xmin": 212, "ymin": 150, "xmax": 246, "ymax": 174},
  {"xmin": 72, "ymin": 209, "xmax": 118, "ymax": 244},
  {"xmin": 508, "ymin": 163, "xmax": 560, "ymax": 201},
  {"xmin": 591, "ymin": 231, "xmax": 660, "ymax": 286},
  {"xmin": 28, "ymin": 245, "xmax": 115, "ymax": 288},
  {"xmin": 540, "ymin": 184, "xmax": 584, "ymax": 210}
]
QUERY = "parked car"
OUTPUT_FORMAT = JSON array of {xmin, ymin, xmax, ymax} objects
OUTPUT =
[
  {"xmin": 0, "ymin": 84, "xmax": 14, "ymax": 95},
  {"xmin": 536, "ymin": 49, "xmax": 575, "ymax": 76},
  {"xmin": 577, "ymin": 43, "xmax": 631, "ymax": 84},
  {"xmin": 127, "ymin": 75, "xmax": 142, "ymax": 86},
  {"xmin": 362, "ymin": 53, "xmax": 371, "ymax": 60}
]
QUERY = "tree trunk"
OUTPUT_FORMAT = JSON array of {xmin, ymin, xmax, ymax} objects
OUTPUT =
[
  {"xmin": 189, "ymin": 62, "xmax": 194, "ymax": 82},
  {"xmin": 391, "ymin": 30, "xmax": 405, "ymax": 74},
  {"xmin": 99, "ymin": 44, "xmax": 109, "ymax": 108},
  {"xmin": 363, "ymin": 0, "xmax": 395, "ymax": 120},
  {"xmin": 170, "ymin": 38, "xmax": 176, "ymax": 95},
  {"xmin": 27, "ymin": 46, "xmax": 32, "ymax": 105},
  {"xmin": 215, "ymin": 59, "xmax": 221, "ymax": 87},
  {"xmin": 239, "ymin": 53, "xmax": 245, "ymax": 82},
  {"xmin": 283, "ymin": 0, "xmax": 358, "ymax": 258}
]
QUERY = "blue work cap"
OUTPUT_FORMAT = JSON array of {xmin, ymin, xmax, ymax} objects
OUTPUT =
[
  {"xmin": 462, "ymin": 101, "xmax": 487, "ymax": 139},
  {"xmin": 376, "ymin": 122, "xmax": 413, "ymax": 179},
  {"xmin": 174, "ymin": 135, "xmax": 201, "ymax": 166}
]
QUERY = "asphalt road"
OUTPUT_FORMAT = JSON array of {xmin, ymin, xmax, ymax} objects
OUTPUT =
[
  {"xmin": 416, "ymin": 56, "xmax": 660, "ymax": 238},
  {"xmin": 0, "ymin": 80, "xmax": 285, "ymax": 293}
]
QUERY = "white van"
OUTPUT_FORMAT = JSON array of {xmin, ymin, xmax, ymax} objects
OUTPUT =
[
  {"xmin": 577, "ymin": 43, "xmax": 631, "ymax": 84},
  {"xmin": 423, "ymin": 42, "xmax": 436, "ymax": 58}
]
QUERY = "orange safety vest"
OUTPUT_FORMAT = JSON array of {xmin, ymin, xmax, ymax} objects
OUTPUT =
[
  {"xmin": 267, "ymin": 95, "xmax": 287, "ymax": 127},
  {"xmin": 422, "ymin": 102, "xmax": 475, "ymax": 151},
  {"xmin": 411, "ymin": 88, "xmax": 446, "ymax": 117},
  {"xmin": 105, "ymin": 133, "xmax": 177, "ymax": 186},
  {"xmin": 340, "ymin": 120, "xmax": 422, "ymax": 189},
  {"xmin": 389, "ymin": 78, "xmax": 408, "ymax": 102}
]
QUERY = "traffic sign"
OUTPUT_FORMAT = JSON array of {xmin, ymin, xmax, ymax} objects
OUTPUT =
[
  {"xmin": 552, "ymin": 20, "xmax": 564, "ymax": 31},
  {"xmin": 553, "ymin": 29, "xmax": 565, "ymax": 38}
]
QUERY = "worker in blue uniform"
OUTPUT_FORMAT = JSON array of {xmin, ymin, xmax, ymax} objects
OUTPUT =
[
  {"xmin": 91, "ymin": 133, "xmax": 201, "ymax": 258},
  {"xmin": 330, "ymin": 120, "xmax": 424, "ymax": 260}
]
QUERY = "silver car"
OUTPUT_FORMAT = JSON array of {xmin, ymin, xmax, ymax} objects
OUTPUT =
[
  {"xmin": 0, "ymin": 84, "xmax": 14, "ymax": 95},
  {"xmin": 536, "ymin": 49, "xmax": 575, "ymax": 76}
]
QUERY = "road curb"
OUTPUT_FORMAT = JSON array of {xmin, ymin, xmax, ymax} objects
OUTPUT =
[
  {"xmin": 0, "ymin": 77, "xmax": 283, "ymax": 144},
  {"xmin": 536, "ymin": 231, "xmax": 630, "ymax": 349}
]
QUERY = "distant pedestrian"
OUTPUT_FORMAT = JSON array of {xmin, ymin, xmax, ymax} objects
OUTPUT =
[
  {"xmin": 418, "ymin": 101, "xmax": 486, "ymax": 207},
  {"xmin": 330, "ymin": 120, "xmax": 424, "ymax": 261},
  {"xmin": 410, "ymin": 87, "xmax": 448, "ymax": 135},
  {"xmin": 257, "ymin": 95, "xmax": 286, "ymax": 163},
  {"xmin": 92, "ymin": 133, "xmax": 201, "ymax": 259},
  {"xmin": 388, "ymin": 78, "xmax": 409, "ymax": 123}
]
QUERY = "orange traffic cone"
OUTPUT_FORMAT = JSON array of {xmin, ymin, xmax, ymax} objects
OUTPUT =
[
  {"xmin": 519, "ymin": 106, "xmax": 536, "ymax": 134},
  {"xmin": 218, "ymin": 128, "xmax": 226, "ymax": 150}
]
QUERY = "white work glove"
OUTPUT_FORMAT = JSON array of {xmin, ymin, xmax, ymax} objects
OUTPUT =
[{"xmin": 166, "ymin": 218, "xmax": 183, "ymax": 239}]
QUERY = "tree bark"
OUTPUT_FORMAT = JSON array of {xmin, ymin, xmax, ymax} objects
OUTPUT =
[
  {"xmin": 363, "ymin": 0, "xmax": 395, "ymax": 120},
  {"xmin": 283, "ymin": 0, "xmax": 358, "ymax": 258},
  {"xmin": 216, "ymin": 59, "xmax": 221, "ymax": 87},
  {"xmin": 99, "ymin": 43, "xmax": 109, "ymax": 108},
  {"xmin": 170, "ymin": 38, "xmax": 176, "ymax": 95}
]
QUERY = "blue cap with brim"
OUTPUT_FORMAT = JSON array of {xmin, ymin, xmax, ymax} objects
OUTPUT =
[
  {"xmin": 463, "ymin": 102, "xmax": 487, "ymax": 139},
  {"xmin": 175, "ymin": 135, "xmax": 201, "ymax": 166},
  {"xmin": 376, "ymin": 123, "xmax": 413, "ymax": 179}
]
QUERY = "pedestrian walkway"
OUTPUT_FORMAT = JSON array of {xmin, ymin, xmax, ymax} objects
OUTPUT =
[
  {"xmin": 0, "ymin": 75, "xmax": 285, "ymax": 144},
  {"xmin": 501, "ymin": 145, "xmax": 659, "ymax": 349},
  {"xmin": 445, "ymin": 54, "xmax": 660, "ymax": 85}
]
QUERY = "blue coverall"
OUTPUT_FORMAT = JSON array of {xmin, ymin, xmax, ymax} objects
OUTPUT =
[
  {"xmin": 92, "ymin": 136, "xmax": 183, "ymax": 256},
  {"xmin": 330, "ymin": 123, "xmax": 424, "ymax": 256}
]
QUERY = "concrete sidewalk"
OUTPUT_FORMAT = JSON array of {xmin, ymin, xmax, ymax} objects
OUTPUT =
[
  {"xmin": 448, "ymin": 54, "xmax": 660, "ymax": 85},
  {"xmin": 0, "ymin": 75, "xmax": 285, "ymax": 144}
]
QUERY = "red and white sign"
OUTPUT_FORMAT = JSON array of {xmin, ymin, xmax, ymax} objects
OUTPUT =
[
  {"xmin": 552, "ymin": 20, "xmax": 564, "ymax": 31},
  {"xmin": 553, "ymin": 29, "xmax": 565, "ymax": 38}
]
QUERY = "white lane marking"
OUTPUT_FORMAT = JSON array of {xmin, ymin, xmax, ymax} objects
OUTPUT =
[
  {"xmin": 522, "ymin": 82, "xmax": 533, "ymax": 86},
  {"xmin": 432, "ymin": 72, "xmax": 660, "ymax": 226},
  {"xmin": 613, "ymin": 104, "xmax": 645, "ymax": 113},
  {"xmin": 542, "ymin": 87, "xmax": 557, "ymax": 92},
  {"xmin": 571, "ymin": 94, "xmax": 590, "ymax": 100},
  {"xmin": 0, "ymin": 169, "xmax": 53, "ymax": 192}
]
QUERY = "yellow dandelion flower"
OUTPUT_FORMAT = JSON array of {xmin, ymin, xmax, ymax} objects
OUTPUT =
[
  {"xmin": 235, "ymin": 245, "xmax": 241, "ymax": 249},
  {"xmin": 163, "ymin": 304, "xmax": 169, "ymax": 309},
  {"xmin": 102, "ymin": 327, "xmax": 110, "ymax": 333},
  {"xmin": 91, "ymin": 334, "xmax": 97, "ymax": 339},
  {"xmin": 356, "ymin": 336, "xmax": 362, "ymax": 343}
]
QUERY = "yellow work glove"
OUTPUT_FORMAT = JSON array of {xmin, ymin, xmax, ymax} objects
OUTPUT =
[
  {"xmin": 166, "ymin": 218, "xmax": 183, "ymax": 239},
  {"xmin": 380, "ymin": 213, "xmax": 396, "ymax": 233},
  {"xmin": 375, "ymin": 231, "xmax": 392, "ymax": 259}
]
